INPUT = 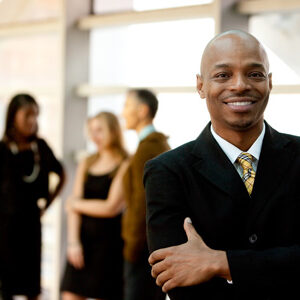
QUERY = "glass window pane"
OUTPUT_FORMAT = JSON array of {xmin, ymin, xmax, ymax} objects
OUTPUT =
[
  {"xmin": 0, "ymin": 0, "xmax": 60, "ymax": 23},
  {"xmin": 133, "ymin": 0, "xmax": 213, "ymax": 11},
  {"xmin": 93, "ymin": 0, "xmax": 212, "ymax": 13},
  {"xmin": 265, "ymin": 94, "xmax": 300, "ymax": 136},
  {"xmin": 93, "ymin": 0, "xmax": 133, "ymax": 14},
  {"xmin": 0, "ymin": 96, "xmax": 9, "ymax": 138},
  {"xmin": 90, "ymin": 18, "xmax": 214, "ymax": 87},
  {"xmin": 88, "ymin": 92, "xmax": 210, "ymax": 151},
  {"xmin": 155, "ymin": 93, "xmax": 210, "ymax": 148},
  {"xmin": 250, "ymin": 14, "xmax": 300, "ymax": 85},
  {"xmin": 0, "ymin": 34, "xmax": 60, "ymax": 91},
  {"xmin": 37, "ymin": 94, "xmax": 61, "ymax": 153}
]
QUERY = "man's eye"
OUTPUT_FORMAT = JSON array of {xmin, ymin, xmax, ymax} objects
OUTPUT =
[
  {"xmin": 249, "ymin": 72, "xmax": 265, "ymax": 78},
  {"xmin": 215, "ymin": 73, "xmax": 229, "ymax": 78}
]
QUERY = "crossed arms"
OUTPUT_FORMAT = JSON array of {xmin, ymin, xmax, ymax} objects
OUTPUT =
[{"xmin": 144, "ymin": 158, "xmax": 300, "ymax": 298}]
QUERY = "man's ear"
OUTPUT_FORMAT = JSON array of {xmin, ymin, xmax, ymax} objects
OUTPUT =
[
  {"xmin": 138, "ymin": 103, "xmax": 150, "ymax": 120},
  {"xmin": 196, "ymin": 74, "xmax": 205, "ymax": 99},
  {"xmin": 268, "ymin": 72, "xmax": 273, "ymax": 91}
]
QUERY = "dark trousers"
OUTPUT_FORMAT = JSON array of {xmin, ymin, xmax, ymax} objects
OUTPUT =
[{"xmin": 124, "ymin": 252, "xmax": 166, "ymax": 300}]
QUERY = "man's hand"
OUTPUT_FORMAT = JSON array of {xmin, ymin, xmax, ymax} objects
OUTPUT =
[{"xmin": 148, "ymin": 217, "xmax": 231, "ymax": 292}]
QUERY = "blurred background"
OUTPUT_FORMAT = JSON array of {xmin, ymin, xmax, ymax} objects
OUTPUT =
[{"xmin": 0, "ymin": 0, "xmax": 300, "ymax": 299}]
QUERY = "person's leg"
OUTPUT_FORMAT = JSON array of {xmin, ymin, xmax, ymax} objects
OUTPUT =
[
  {"xmin": 142, "ymin": 257, "xmax": 166, "ymax": 300},
  {"xmin": 0, "ymin": 289, "xmax": 12, "ymax": 300},
  {"xmin": 123, "ymin": 259, "xmax": 144, "ymax": 300},
  {"xmin": 123, "ymin": 254, "xmax": 165, "ymax": 300}
]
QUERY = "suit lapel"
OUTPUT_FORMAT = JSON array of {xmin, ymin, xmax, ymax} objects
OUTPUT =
[
  {"xmin": 247, "ymin": 123, "xmax": 294, "ymax": 224},
  {"xmin": 191, "ymin": 123, "xmax": 250, "ymax": 201}
]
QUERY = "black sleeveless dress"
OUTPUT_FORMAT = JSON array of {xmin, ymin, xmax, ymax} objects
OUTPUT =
[
  {"xmin": 0, "ymin": 139, "xmax": 63, "ymax": 298},
  {"xmin": 61, "ymin": 170, "xmax": 124, "ymax": 300}
]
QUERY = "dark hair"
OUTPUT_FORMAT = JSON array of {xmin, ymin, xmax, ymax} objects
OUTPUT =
[
  {"xmin": 129, "ymin": 89, "xmax": 158, "ymax": 119},
  {"xmin": 2, "ymin": 93, "xmax": 39, "ymax": 143}
]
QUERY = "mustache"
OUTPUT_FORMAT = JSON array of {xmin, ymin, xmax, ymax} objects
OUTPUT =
[{"xmin": 220, "ymin": 93, "xmax": 261, "ymax": 101}]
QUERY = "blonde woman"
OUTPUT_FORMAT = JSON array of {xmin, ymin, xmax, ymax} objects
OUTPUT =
[{"xmin": 61, "ymin": 112, "xmax": 128, "ymax": 300}]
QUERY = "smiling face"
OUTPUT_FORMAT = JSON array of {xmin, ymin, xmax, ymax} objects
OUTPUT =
[{"xmin": 197, "ymin": 32, "xmax": 272, "ymax": 135}]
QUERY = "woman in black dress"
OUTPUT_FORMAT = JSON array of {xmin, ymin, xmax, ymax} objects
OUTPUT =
[
  {"xmin": 0, "ymin": 94, "xmax": 65, "ymax": 300},
  {"xmin": 61, "ymin": 112, "xmax": 129, "ymax": 300}
]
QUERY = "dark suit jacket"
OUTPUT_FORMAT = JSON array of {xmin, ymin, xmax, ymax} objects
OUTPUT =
[{"xmin": 144, "ymin": 122, "xmax": 300, "ymax": 300}]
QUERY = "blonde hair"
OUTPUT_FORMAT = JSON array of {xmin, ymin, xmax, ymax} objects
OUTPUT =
[{"xmin": 84, "ymin": 111, "xmax": 128, "ymax": 179}]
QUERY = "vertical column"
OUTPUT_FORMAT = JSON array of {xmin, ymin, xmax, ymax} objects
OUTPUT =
[
  {"xmin": 56, "ymin": 1, "xmax": 91, "ymax": 299},
  {"xmin": 213, "ymin": 0, "xmax": 249, "ymax": 34}
]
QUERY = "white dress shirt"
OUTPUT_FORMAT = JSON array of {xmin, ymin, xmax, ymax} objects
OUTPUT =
[{"xmin": 210, "ymin": 123, "xmax": 265, "ymax": 178}]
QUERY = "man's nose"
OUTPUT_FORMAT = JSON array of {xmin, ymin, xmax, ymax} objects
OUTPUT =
[{"xmin": 229, "ymin": 74, "xmax": 250, "ymax": 92}]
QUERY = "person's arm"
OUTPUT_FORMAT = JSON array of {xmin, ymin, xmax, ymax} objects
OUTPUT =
[
  {"xmin": 145, "ymin": 157, "xmax": 217, "ymax": 299},
  {"xmin": 226, "ymin": 245, "xmax": 300, "ymax": 290},
  {"xmin": 145, "ymin": 158, "xmax": 300, "ymax": 296},
  {"xmin": 122, "ymin": 140, "xmax": 167, "ymax": 262},
  {"xmin": 39, "ymin": 139, "xmax": 66, "ymax": 209},
  {"xmin": 46, "ymin": 167, "xmax": 66, "ymax": 209},
  {"xmin": 65, "ymin": 159, "xmax": 86, "ymax": 269},
  {"xmin": 149, "ymin": 217, "xmax": 231, "ymax": 292},
  {"xmin": 70, "ymin": 159, "xmax": 129, "ymax": 218}
]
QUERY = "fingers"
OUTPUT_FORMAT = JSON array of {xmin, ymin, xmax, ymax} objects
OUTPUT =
[
  {"xmin": 71, "ymin": 254, "xmax": 84, "ymax": 269},
  {"xmin": 162, "ymin": 279, "xmax": 177, "ymax": 293},
  {"xmin": 183, "ymin": 217, "xmax": 202, "ymax": 242},
  {"xmin": 77, "ymin": 253, "xmax": 85, "ymax": 269},
  {"xmin": 67, "ymin": 245, "xmax": 85, "ymax": 269},
  {"xmin": 149, "ymin": 247, "xmax": 172, "ymax": 265},
  {"xmin": 153, "ymin": 264, "xmax": 181, "ymax": 293},
  {"xmin": 151, "ymin": 258, "xmax": 167, "ymax": 278},
  {"xmin": 152, "ymin": 261, "xmax": 174, "ymax": 293}
]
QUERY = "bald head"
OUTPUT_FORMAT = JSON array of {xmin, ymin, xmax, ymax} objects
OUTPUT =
[
  {"xmin": 200, "ymin": 30, "xmax": 269, "ymax": 77},
  {"xmin": 196, "ymin": 29, "xmax": 272, "ymax": 142}
]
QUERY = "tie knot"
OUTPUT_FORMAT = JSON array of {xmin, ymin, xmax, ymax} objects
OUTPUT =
[{"xmin": 237, "ymin": 152, "xmax": 254, "ymax": 170}]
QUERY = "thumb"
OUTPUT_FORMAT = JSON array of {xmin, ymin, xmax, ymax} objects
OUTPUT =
[{"xmin": 183, "ymin": 217, "xmax": 202, "ymax": 242}]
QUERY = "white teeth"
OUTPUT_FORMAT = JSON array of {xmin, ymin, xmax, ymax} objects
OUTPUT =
[{"xmin": 228, "ymin": 101, "xmax": 252, "ymax": 106}]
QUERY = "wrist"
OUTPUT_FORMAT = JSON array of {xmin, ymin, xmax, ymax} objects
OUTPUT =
[{"xmin": 214, "ymin": 250, "xmax": 232, "ymax": 281}]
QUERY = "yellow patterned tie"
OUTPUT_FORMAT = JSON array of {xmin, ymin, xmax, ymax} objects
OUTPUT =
[{"xmin": 237, "ymin": 152, "xmax": 256, "ymax": 195}]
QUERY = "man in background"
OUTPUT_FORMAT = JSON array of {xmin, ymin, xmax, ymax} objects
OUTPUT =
[{"xmin": 122, "ymin": 89, "xmax": 170, "ymax": 300}]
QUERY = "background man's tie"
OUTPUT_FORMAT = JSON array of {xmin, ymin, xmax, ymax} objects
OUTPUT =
[{"xmin": 237, "ymin": 152, "xmax": 256, "ymax": 195}]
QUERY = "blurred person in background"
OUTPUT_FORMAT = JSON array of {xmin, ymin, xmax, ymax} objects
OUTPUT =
[
  {"xmin": 0, "ymin": 93, "xmax": 65, "ymax": 300},
  {"xmin": 61, "ymin": 112, "xmax": 129, "ymax": 300},
  {"xmin": 121, "ymin": 89, "xmax": 170, "ymax": 300}
]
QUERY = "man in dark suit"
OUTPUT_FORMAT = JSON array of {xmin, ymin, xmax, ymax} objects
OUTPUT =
[{"xmin": 144, "ymin": 30, "xmax": 300, "ymax": 300}]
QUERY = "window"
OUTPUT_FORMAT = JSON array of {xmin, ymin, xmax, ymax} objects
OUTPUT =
[{"xmin": 89, "ymin": 17, "xmax": 214, "ymax": 149}]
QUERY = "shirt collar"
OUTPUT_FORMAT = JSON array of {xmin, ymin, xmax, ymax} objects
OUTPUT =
[
  {"xmin": 210, "ymin": 123, "xmax": 265, "ymax": 164},
  {"xmin": 138, "ymin": 124, "xmax": 156, "ymax": 141}
]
